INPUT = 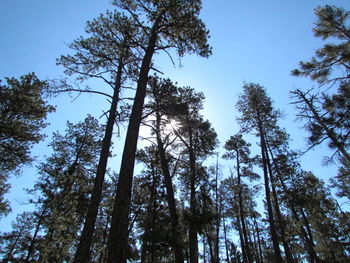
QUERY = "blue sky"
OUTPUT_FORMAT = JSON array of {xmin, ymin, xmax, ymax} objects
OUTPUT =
[{"xmin": 1, "ymin": 0, "xmax": 350, "ymax": 230}]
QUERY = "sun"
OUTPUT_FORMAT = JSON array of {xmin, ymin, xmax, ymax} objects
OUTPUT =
[{"xmin": 163, "ymin": 119, "xmax": 179, "ymax": 135}]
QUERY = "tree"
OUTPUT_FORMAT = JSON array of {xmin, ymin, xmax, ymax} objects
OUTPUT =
[
  {"xmin": 291, "ymin": 88, "xmax": 350, "ymax": 165},
  {"xmin": 291, "ymin": 5, "xmax": 350, "ymax": 164},
  {"xmin": 220, "ymin": 175, "xmax": 261, "ymax": 263},
  {"xmin": 134, "ymin": 146, "xmax": 175, "ymax": 262},
  {"xmin": 292, "ymin": 5, "xmax": 350, "ymax": 86},
  {"xmin": 0, "ymin": 212, "xmax": 37, "ymax": 263},
  {"xmin": 28, "ymin": 115, "xmax": 104, "ymax": 262},
  {"xmin": 173, "ymin": 87, "xmax": 217, "ymax": 263},
  {"xmin": 0, "ymin": 73, "xmax": 54, "ymax": 216},
  {"xmin": 237, "ymin": 83, "xmax": 284, "ymax": 262},
  {"xmin": 223, "ymin": 134, "xmax": 259, "ymax": 263},
  {"xmin": 143, "ymin": 76, "xmax": 186, "ymax": 263},
  {"xmin": 286, "ymin": 171, "xmax": 350, "ymax": 262},
  {"xmin": 106, "ymin": 1, "xmax": 211, "ymax": 262},
  {"xmin": 57, "ymin": 10, "xmax": 142, "ymax": 263}
]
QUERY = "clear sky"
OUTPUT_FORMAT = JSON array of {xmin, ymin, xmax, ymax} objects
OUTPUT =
[{"xmin": 1, "ymin": 0, "xmax": 350, "ymax": 231}]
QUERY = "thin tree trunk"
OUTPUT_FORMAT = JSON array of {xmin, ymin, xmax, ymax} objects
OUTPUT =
[
  {"xmin": 73, "ymin": 61, "xmax": 123, "ymax": 263},
  {"xmin": 189, "ymin": 175, "xmax": 199, "ymax": 263},
  {"xmin": 155, "ymin": 111, "xmax": 184, "ymax": 263},
  {"xmin": 223, "ymin": 217, "xmax": 230, "ymax": 263},
  {"xmin": 188, "ymin": 126, "xmax": 199, "ymax": 263},
  {"xmin": 266, "ymin": 142, "xmax": 322, "ymax": 263},
  {"xmin": 251, "ymin": 221, "xmax": 261, "ymax": 263},
  {"xmin": 253, "ymin": 216, "xmax": 264, "ymax": 263},
  {"xmin": 300, "ymin": 209, "xmax": 320, "ymax": 260},
  {"xmin": 237, "ymin": 214, "xmax": 248, "ymax": 263},
  {"xmin": 150, "ymin": 169, "xmax": 157, "ymax": 263},
  {"xmin": 98, "ymin": 214, "xmax": 110, "ymax": 263},
  {"xmin": 257, "ymin": 112, "xmax": 283, "ymax": 263},
  {"xmin": 262, "ymin": 137, "xmax": 294, "ymax": 263},
  {"xmin": 106, "ymin": 14, "xmax": 162, "ymax": 263},
  {"xmin": 203, "ymin": 236, "xmax": 207, "ymax": 263},
  {"xmin": 3, "ymin": 225, "xmax": 27, "ymax": 263},
  {"xmin": 204, "ymin": 226, "xmax": 215, "ymax": 263},
  {"xmin": 214, "ymin": 156, "xmax": 220, "ymax": 263},
  {"xmin": 235, "ymin": 149, "xmax": 252, "ymax": 263},
  {"xmin": 25, "ymin": 204, "xmax": 47, "ymax": 263}
]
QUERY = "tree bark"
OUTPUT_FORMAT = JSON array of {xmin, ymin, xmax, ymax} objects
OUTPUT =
[{"xmin": 106, "ymin": 14, "xmax": 162, "ymax": 263}]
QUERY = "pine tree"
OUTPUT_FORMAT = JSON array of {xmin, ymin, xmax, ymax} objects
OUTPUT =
[
  {"xmin": 0, "ymin": 212, "xmax": 38, "ymax": 262},
  {"xmin": 57, "ymin": 10, "xmax": 142, "ymax": 262},
  {"xmin": 173, "ymin": 87, "xmax": 217, "ymax": 263},
  {"xmin": 144, "ymin": 76, "xmax": 186, "ymax": 262},
  {"xmin": 291, "ymin": 5, "xmax": 350, "ymax": 165},
  {"xmin": 237, "ymin": 82, "xmax": 284, "ymax": 263},
  {"xmin": 0, "ymin": 73, "xmax": 54, "ymax": 216},
  {"xmin": 106, "ymin": 1, "xmax": 211, "ymax": 261},
  {"xmin": 134, "ymin": 146, "xmax": 175, "ymax": 262},
  {"xmin": 223, "ymin": 134, "xmax": 259, "ymax": 263},
  {"xmin": 287, "ymin": 171, "xmax": 350, "ymax": 262},
  {"xmin": 29, "ymin": 115, "xmax": 104, "ymax": 262}
]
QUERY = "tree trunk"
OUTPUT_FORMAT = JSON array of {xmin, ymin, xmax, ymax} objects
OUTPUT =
[
  {"xmin": 214, "ymin": 157, "xmax": 220, "ymax": 263},
  {"xmin": 237, "ymin": 214, "xmax": 248, "ymax": 263},
  {"xmin": 3, "ymin": 225, "xmax": 26, "ymax": 263},
  {"xmin": 205, "ymin": 226, "xmax": 215, "ymax": 263},
  {"xmin": 262, "ymin": 137, "xmax": 295, "ymax": 263},
  {"xmin": 257, "ymin": 112, "xmax": 283, "ymax": 263},
  {"xmin": 73, "ymin": 61, "xmax": 123, "ymax": 263},
  {"xmin": 106, "ymin": 14, "xmax": 162, "ymax": 263},
  {"xmin": 25, "ymin": 204, "xmax": 47, "ymax": 263},
  {"xmin": 188, "ymin": 126, "xmax": 199, "ymax": 263},
  {"xmin": 155, "ymin": 112, "xmax": 184, "ymax": 263},
  {"xmin": 150, "ymin": 167, "xmax": 157, "ymax": 263},
  {"xmin": 266, "ymin": 142, "xmax": 322, "ymax": 263},
  {"xmin": 235, "ymin": 149, "xmax": 252, "ymax": 263},
  {"xmin": 253, "ymin": 216, "xmax": 264, "ymax": 263},
  {"xmin": 223, "ymin": 216, "xmax": 230, "ymax": 263}
]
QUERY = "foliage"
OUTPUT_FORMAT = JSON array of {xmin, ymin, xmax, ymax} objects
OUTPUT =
[{"xmin": 0, "ymin": 73, "xmax": 54, "ymax": 216}]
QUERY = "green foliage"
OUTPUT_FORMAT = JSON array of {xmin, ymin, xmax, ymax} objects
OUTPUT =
[
  {"xmin": 0, "ymin": 73, "xmax": 54, "ymax": 216},
  {"xmin": 287, "ymin": 171, "xmax": 350, "ymax": 261},
  {"xmin": 0, "ymin": 73, "xmax": 54, "ymax": 173},
  {"xmin": 27, "ymin": 115, "xmax": 104, "ymax": 262},
  {"xmin": 57, "ymin": 10, "xmax": 141, "ymax": 86},
  {"xmin": 291, "ymin": 5, "xmax": 350, "ymax": 158},
  {"xmin": 134, "ymin": 146, "xmax": 175, "ymax": 262},
  {"xmin": 236, "ymin": 82, "xmax": 281, "ymax": 137},
  {"xmin": 113, "ymin": 0, "xmax": 212, "ymax": 58},
  {"xmin": 292, "ymin": 5, "xmax": 350, "ymax": 84}
]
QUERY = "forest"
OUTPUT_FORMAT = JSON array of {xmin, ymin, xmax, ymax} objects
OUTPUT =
[{"xmin": 1, "ymin": 0, "xmax": 350, "ymax": 262}]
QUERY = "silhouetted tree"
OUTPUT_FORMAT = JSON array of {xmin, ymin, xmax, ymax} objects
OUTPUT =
[
  {"xmin": 57, "ymin": 10, "xmax": 142, "ymax": 262},
  {"xmin": 106, "ymin": 1, "xmax": 211, "ymax": 262},
  {"xmin": 0, "ymin": 73, "xmax": 54, "ymax": 216}
]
